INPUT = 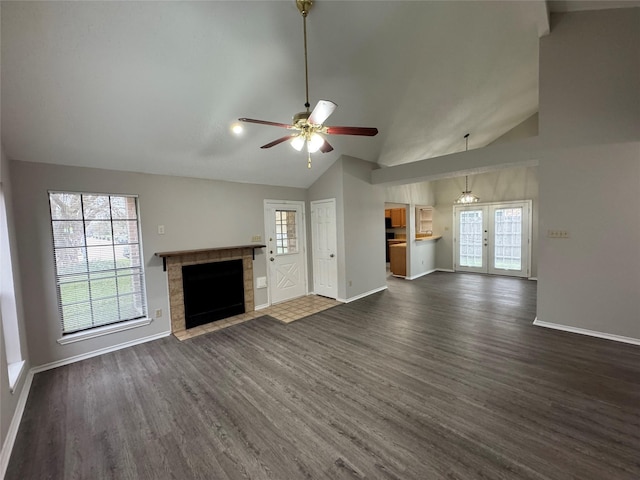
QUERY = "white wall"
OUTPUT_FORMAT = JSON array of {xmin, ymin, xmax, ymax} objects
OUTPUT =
[
  {"xmin": 0, "ymin": 148, "xmax": 30, "ymax": 463},
  {"xmin": 9, "ymin": 160, "xmax": 306, "ymax": 367},
  {"xmin": 433, "ymin": 166, "xmax": 539, "ymax": 275},
  {"xmin": 342, "ymin": 157, "xmax": 386, "ymax": 300},
  {"xmin": 537, "ymin": 142, "xmax": 640, "ymax": 339},
  {"xmin": 407, "ymin": 240, "xmax": 437, "ymax": 279},
  {"xmin": 539, "ymin": 9, "xmax": 640, "ymax": 148},
  {"xmin": 385, "ymin": 182, "xmax": 435, "ymax": 206},
  {"xmin": 489, "ymin": 113, "xmax": 539, "ymax": 146},
  {"xmin": 309, "ymin": 156, "xmax": 386, "ymax": 301},
  {"xmin": 534, "ymin": 7, "xmax": 640, "ymax": 340}
]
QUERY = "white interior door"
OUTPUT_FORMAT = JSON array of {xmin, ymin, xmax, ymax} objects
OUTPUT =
[
  {"xmin": 311, "ymin": 199, "xmax": 338, "ymax": 299},
  {"xmin": 454, "ymin": 201, "xmax": 531, "ymax": 278},
  {"xmin": 265, "ymin": 201, "xmax": 308, "ymax": 304}
]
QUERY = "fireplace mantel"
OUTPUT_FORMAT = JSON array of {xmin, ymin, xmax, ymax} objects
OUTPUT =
[
  {"xmin": 156, "ymin": 244, "xmax": 265, "ymax": 334},
  {"xmin": 155, "ymin": 244, "xmax": 265, "ymax": 271}
]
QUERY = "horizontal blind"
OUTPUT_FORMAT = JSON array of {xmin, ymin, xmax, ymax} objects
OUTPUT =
[{"xmin": 49, "ymin": 192, "xmax": 147, "ymax": 334}]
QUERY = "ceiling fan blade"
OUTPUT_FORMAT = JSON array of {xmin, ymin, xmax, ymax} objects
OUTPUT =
[
  {"xmin": 319, "ymin": 139, "xmax": 334, "ymax": 153},
  {"xmin": 239, "ymin": 118, "xmax": 292, "ymax": 129},
  {"xmin": 260, "ymin": 135, "xmax": 295, "ymax": 149},
  {"xmin": 325, "ymin": 126, "xmax": 379, "ymax": 136},
  {"xmin": 308, "ymin": 100, "xmax": 337, "ymax": 125}
]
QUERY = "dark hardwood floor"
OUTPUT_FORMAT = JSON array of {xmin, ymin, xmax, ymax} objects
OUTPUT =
[{"xmin": 7, "ymin": 273, "xmax": 640, "ymax": 479}]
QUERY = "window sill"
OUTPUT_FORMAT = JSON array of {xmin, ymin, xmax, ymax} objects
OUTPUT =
[
  {"xmin": 57, "ymin": 317, "xmax": 153, "ymax": 345},
  {"xmin": 8, "ymin": 360, "xmax": 26, "ymax": 394}
]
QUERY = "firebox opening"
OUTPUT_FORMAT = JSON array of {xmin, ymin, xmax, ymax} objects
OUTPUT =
[{"xmin": 182, "ymin": 259, "xmax": 245, "ymax": 329}]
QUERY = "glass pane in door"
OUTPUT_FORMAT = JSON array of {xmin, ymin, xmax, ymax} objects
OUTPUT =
[
  {"xmin": 459, "ymin": 210, "xmax": 483, "ymax": 267},
  {"xmin": 494, "ymin": 207, "xmax": 522, "ymax": 270},
  {"xmin": 275, "ymin": 210, "xmax": 298, "ymax": 254}
]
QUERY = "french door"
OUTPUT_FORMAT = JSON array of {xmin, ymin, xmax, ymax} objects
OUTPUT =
[
  {"xmin": 264, "ymin": 200, "xmax": 308, "ymax": 304},
  {"xmin": 454, "ymin": 201, "xmax": 531, "ymax": 278}
]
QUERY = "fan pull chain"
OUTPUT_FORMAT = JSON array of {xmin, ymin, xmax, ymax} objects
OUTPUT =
[{"xmin": 307, "ymin": 152, "xmax": 312, "ymax": 169}]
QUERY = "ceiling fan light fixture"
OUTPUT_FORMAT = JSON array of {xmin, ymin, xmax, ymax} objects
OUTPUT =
[
  {"xmin": 307, "ymin": 132, "xmax": 324, "ymax": 153},
  {"xmin": 291, "ymin": 135, "xmax": 305, "ymax": 151}
]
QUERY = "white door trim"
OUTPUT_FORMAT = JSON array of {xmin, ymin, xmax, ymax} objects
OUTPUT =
[{"xmin": 264, "ymin": 200, "xmax": 308, "ymax": 305}]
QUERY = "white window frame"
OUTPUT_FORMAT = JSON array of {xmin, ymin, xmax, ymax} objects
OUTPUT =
[
  {"xmin": 1, "ymin": 182, "xmax": 26, "ymax": 393},
  {"xmin": 48, "ymin": 191, "xmax": 150, "ymax": 343}
]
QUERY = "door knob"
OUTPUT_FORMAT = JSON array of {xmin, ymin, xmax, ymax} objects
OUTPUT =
[
  {"xmin": 330, "ymin": 254, "xmax": 335, "ymax": 258},
  {"xmin": 270, "ymin": 257, "xmax": 274, "ymax": 262}
]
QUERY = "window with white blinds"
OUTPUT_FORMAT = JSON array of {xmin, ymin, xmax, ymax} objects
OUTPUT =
[{"xmin": 48, "ymin": 192, "xmax": 147, "ymax": 334}]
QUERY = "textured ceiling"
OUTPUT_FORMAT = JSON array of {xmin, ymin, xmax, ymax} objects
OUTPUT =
[{"xmin": 0, "ymin": 1, "xmax": 609, "ymax": 188}]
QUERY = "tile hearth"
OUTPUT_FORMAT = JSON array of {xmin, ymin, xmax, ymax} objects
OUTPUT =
[{"xmin": 174, "ymin": 295, "xmax": 340, "ymax": 341}]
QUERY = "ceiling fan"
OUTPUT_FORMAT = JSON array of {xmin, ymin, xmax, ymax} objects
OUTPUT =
[{"xmin": 238, "ymin": 0, "xmax": 378, "ymax": 168}]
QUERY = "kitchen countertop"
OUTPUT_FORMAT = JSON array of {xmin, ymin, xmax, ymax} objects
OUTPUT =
[{"xmin": 388, "ymin": 236, "xmax": 441, "ymax": 245}]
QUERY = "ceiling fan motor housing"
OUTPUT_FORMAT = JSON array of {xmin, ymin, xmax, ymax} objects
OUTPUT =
[{"xmin": 293, "ymin": 111, "xmax": 312, "ymax": 127}]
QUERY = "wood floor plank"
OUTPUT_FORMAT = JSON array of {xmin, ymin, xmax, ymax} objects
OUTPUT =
[{"xmin": 6, "ymin": 272, "xmax": 640, "ymax": 479}]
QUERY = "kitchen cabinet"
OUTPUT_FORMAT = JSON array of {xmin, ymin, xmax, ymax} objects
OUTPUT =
[
  {"xmin": 389, "ymin": 243, "xmax": 406, "ymax": 276},
  {"xmin": 417, "ymin": 207, "xmax": 433, "ymax": 234},
  {"xmin": 390, "ymin": 208, "xmax": 406, "ymax": 227}
]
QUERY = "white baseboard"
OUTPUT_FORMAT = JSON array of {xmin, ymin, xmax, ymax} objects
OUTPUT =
[
  {"xmin": 528, "ymin": 277, "xmax": 538, "ymax": 281},
  {"xmin": 338, "ymin": 285, "xmax": 388, "ymax": 304},
  {"xmin": 0, "ymin": 369, "xmax": 34, "ymax": 479},
  {"xmin": 436, "ymin": 268, "xmax": 455, "ymax": 273},
  {"xmin": 406, "ymin": 269, "xmax": 437, "ymax": 280},
  {"xmin": 533, "ymin": 318, "xmax": 640, "ymax": 346},
  {"xmin": 31, "ymin": 330, "xmax": 171, "ymax": 374},
  {"xmin": 254, "ymin": 303, "xmax": 270, "ymax": 311}
]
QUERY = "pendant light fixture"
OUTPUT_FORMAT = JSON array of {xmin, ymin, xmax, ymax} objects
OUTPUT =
[{"xmin": 455, "ymin": 133, "xmax": 480, "ymax": 204}]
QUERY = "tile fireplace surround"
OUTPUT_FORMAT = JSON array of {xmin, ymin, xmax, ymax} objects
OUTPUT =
[{"xmin": 155, "ymin": 245, "xmax": 265, "ymax": 335}]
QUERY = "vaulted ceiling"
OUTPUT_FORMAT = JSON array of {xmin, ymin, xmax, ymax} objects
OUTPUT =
[{"xmin": 1, "ymin": 1, "xmax": 634, "ymax": 188}]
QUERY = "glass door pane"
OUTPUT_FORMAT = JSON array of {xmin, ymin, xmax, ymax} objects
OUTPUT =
[
  {"xmin": 459, "ymin": 209, "xmax": 484, "ymax": 268},
  {"xmin": 275, "ymin": 209, "xmax": 298, "ymax": 255},
  {"xmin": 493, "ymin": 207, "xmax": 522, "ymax": 271}
]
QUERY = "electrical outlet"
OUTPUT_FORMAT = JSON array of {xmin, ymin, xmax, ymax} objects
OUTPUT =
[
  {"xmin": 348, "ymin": 280, "xmax": 352, "ymax": 287},
  {"xmin": 251, "ymin": 235, "xmax": 262, "ymax": 243},
  {"xmin": 157, "ymin": 225, "xmax": 165, "ymax": 235},
  {"xmin": 155, "ymin": 309, "xmax": 162, "ymax": 318}
]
